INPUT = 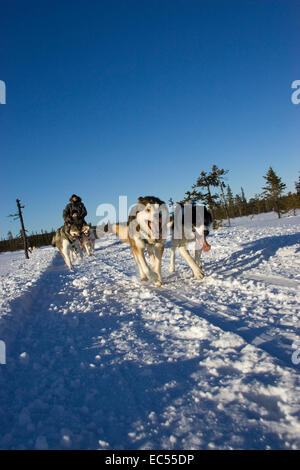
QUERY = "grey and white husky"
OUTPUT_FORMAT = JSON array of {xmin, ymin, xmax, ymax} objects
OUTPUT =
[{"xmin": 51, "ymin": 224, "xmax": 83, "ymax": 269}]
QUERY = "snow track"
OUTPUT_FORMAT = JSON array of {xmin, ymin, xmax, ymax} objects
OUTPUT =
[
  {"xmin": 97, "ymin": 253, "xmax": 298, "ymax": 368},
  {"xmin": 0, "ymin": 213, "xmax": 300, "ymax": 449}
]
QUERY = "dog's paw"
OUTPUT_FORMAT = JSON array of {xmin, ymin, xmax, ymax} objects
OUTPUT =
[
  {"xmin": 194, "ymin": 271, "xmax": 204, "ymax": 280},
  {"xmin": 148, "ymin": 271, "xmax": 159, "ymax": 283}
]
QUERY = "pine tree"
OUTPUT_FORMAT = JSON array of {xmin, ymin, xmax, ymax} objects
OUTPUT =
[
  {"xmin": 240, "ymin": 187, "xmax": 247, "ymax": 215},
  {"xmin": 226, "ymin": 185, "xmax": 235, "ymax": 217},
  {"xmin": 211, "ymin": 165, "xmax": 231, "ymax": 226},
  {"xmin": 234, "ymin": 194, "xmax": 243, "ymax": 217},
  {"xmin": 168, "ymin": 197, "xmax": 174, "ymax": 208},
  {"xmin": 185, "ymin": 170, "xmax": 219, "ymax": 219},
  {"xmin": 262, "ymin": 167, "xmax": 286, "ymax": 218}
]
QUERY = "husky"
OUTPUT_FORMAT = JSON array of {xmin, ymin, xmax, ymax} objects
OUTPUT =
[
  {"xmin": 110, "ymin": 196, "xmax": 168, "ymax": 286},
  {"xmin": 51, "ymin": 224, "xmax": 82, "ymax": 270},
  {"xmin": 169, "ymin": 204, "xmax": 212, "ymax": 279},
  {"xmin": 81, "ymin": 224, "xmax": 96, "ymax": 256}
]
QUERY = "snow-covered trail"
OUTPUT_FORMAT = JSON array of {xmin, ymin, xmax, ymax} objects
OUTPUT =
[{"xmin": 0, "ymin": 213, "xmax": 300, "ymax": 450}]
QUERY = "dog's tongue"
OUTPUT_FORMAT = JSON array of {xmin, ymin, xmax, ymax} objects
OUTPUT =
[
  {"xmin": 195, "ymin": 231, "xmax": 211, "ymax": 252},
  {"xmin": 201, "ymin": 236, "xmax": 211, "ymax": 252}
]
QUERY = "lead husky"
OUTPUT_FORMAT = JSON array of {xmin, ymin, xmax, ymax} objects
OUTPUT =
[
  {"xmin": 51, "ymin": 224, "xmax": 82, "ymax": 269},
  {"xmin": 109, "ymin": 196, "xmax": 167, "ymax": 286}
]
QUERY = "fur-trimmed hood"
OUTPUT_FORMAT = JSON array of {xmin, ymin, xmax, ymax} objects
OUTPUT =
[{"xmin": 69, "ymin": 194, "xmax": 82, "ymax": 203}]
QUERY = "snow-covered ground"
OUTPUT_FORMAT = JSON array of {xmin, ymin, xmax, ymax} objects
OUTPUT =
[{"xmin": 0, "ymin": 212, "xmax": 299, "ymax": 450}]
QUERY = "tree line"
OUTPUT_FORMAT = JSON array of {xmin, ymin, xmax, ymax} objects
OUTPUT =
[
  {"xmin": 0, "ymin": 229, "xmax": 56, "ymax": 254},
  {"xmin": 171, "ymin": 165, "xmax": 300, "ymax": 228}
]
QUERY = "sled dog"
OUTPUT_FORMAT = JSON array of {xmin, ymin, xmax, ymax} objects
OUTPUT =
[
  {"xmin": 51, "ymin": 224, "xmax": 82, "ymax": 270},
  {"xmin": 81, "ymin": 224, "xmax": 96, "ymax": 256},
  {"xmin": 169, "ymin": 204, "xmax": 212, "ymax": 279},
  {"xmin": 110, "ymin": 196, "xmax": 168, "ymax": 286}
]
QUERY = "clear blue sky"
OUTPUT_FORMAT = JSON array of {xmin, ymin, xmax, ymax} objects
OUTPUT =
[{"xmin": 1, "ymin": 0, "xmax": 299, "ymax": 238}]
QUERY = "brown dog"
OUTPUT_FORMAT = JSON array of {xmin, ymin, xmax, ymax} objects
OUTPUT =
[{"xmin": 112, "ymin": 196, "xmax": 167, "ymax": 286}]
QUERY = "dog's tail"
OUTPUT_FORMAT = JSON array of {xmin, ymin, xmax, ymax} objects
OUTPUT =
[
  {"xmin": 51, "ymin": 230, "xmax": 59, "ymax": 247},
  {"xmin": 103, "ymin": 222, "xmax": 129, "ymax": 242}
]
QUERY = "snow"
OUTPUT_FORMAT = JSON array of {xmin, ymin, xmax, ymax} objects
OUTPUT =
[{"xmin": 0, "ymin": 212, "xmax": 299, "ymax": 449}]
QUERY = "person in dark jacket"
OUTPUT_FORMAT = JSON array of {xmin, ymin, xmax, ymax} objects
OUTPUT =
[{"xmin": 63, "ymin": 194, "xmax": 87, "ymax": 229}]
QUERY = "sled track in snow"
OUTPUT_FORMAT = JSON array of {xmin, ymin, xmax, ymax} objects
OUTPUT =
[
  {"xmin": 4, "ymin": 245, "xmax": 297, "ymax": 371},
  {"xmin": 155, "ymin": 289, "xmax": 298, "ymax": 369},
  {"xmin": 96, "ymin": 253, "xmax": 299, "ymax": 370}
]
